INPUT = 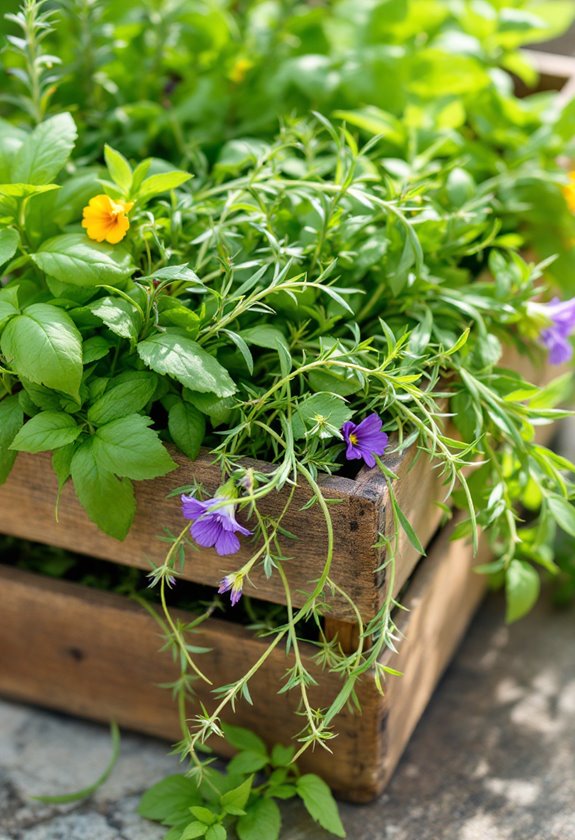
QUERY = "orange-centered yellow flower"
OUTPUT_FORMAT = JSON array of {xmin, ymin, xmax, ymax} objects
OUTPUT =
[
  {"xmin": 563, "ymin": 171, "xmax": 575, "ymax": 214},
  {"xmin": 82, "ymin": 194, "xmax": 134, "ymax": 244}
]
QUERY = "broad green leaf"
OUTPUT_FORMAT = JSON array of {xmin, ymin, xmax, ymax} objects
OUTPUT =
[
  {"xmin": 93, "ymin": 414, "xmax": 177, "ymax": 480},
  {"xmin": 137, "ymin": 170, "xmax": 192, "ymax": 200},
  {"xmin": 205, "ymin": 826, "xmax": 226, "ymax": 840},
  {"xmin": 87, "ymin": 373, "xmax": 157, "ymax": 426},
  {"xmin": 104, "ymin": 144, "xmax": 132, "ymax": 192},
  {"xmin": 221, "ymin": 776, "xmax": 253, "ymax": 811},
  {"xmin": 270, "ymin": 743, "xmax": 295, "ymax": 767},
  {"xmin": 31, "ymin": 234, "xmax": 134, "ymax": 287},
  {"xmin": 0, "ymin": 228, "xmax": 19, "ymax": 267},
  {"xmin": 227, "ymin": 751, "xmax": 268, "ymax": 775},
  {"xmin": 12, "ymin": 113, "xmax": 77, "ymax": 185},
  {"xmin": 237, "ymin": 798, "xmax": 281, "ymax": 840},
  {"xmin": 138, "ymin": 775, "xmax": 202, "ymax": 825},
  {"xmin": 0, "ymin": 396, "xmax": 24, "ymax": 483},
  {"xmin": 292, "ymin": 393, "xmax": 352, "ymax": 439},
  {"xmin": 1, "ymin": 303, "xmax": 83, "ymax": 400},
  {"xmin": 83, "ymin": 336, "xmax": 112, "ymax": 364},
  {"xmin": 0, "ymin": 184, "xmax": 59, "ymax": 198},
  {"xmin": 168, "ymin": 400, "xmax": 205, "ymax": 460},
  {"xmin": 505, "ymin": 559, "xmax": 540, "ymax": 623},
  {"xmin": 296, "ymin": 774, "xmax": 346, "ymax": 838},
  {"xmin": 333, "ymin": 107, "xmax": 405, "ymax": 146},
  {"xmin": 221, "ymin": 723, "xmax": 267, "ymax": 755},
  {"xmin": 10, "ymin": 411, "xmax": 81, "ymax": 453},
  {"xmin": 137, "ymin": 331, "xmax": 236, "ymax": 398},
  {"xmin": 181, "ymin": 824, "xmax": 208, "ymax": 839},
  {"xmin": 89, "ymin": 296, "xmax": 141, "ymax": 342},
  {"xmin": 70, "ymin": 440, "xmax": 136, "ymax": 540},
  {"xmin": 547, "ymin": 494, "xmax": 575, "ymax": 537},
  {"xmin": 189, "ymin": 806, "xmax": 217, "ymax": 825}
]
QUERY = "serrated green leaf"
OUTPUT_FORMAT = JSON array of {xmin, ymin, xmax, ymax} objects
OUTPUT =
[
  {"xmin": 1, "ymin": 303, "xmax": 83, "ymax": 400},
  {"xmin": 93, "ymin": 414, "xmax": 176, "ymax": 480},
  {"xmin": 88, "ymin": 296, "xmax": 141, "ymax": 342},
  {"xmin": 87, "ymin": 373, "xmax": 157, "ymax": 426},
  {"xmin": 138, "ymin": 775, "xmax": 202, "ymax": 825},
  {"xmin": 70, "ymin": 439, "xmax": 136, "ymax": 540},
  {"xmin": 237, "ymin": 798, "xmax": 281, "ymax": 840},
  {"xmin": 505, "ymin": 559, "xmax": 540, "ymax": 623},
  {"xmin": 292, "ymin": 393, "xmax": 352, "ymax": 440},
  {"xmin": 221, "ymin": 776, "xmax": 253, "ymax": 811},
  {"xmin": 137, "ymin": 170, "xmax": 192, "ymax": 200},
  {"xmin": 137, "ymin": 331, "xmax": 236, "ymax": 398},
  {"xmin": 0, "ymin": 396, "xmax": 23, "ymax": 483},
  {"xmin": 104, "ymin": 144, "xmax": 133, "ymax": 192},
  {"xmin": 0, "ymin": 228, "xmax": 19, "ymax": 267},
  {"xmin": 168, "ymin": 400, "xmax": 205, "ymax": 460},
  {"xmin": 547, "ymin": 494, "xmax": 575, "ymax": 537},
  {"xmin": 31, "ymin": 234, "xmax": 134, "ymax": 287},
  {"xmin": 296, "ymin": 774, "xmax": 346, "ymax": 837},
  {"xmin": 12, "ymin": 113, "xmax": 77, "ymax": 185},
  {"xmin": 10, "ymin": 411, "xmax": 80, "ymax": 453}
]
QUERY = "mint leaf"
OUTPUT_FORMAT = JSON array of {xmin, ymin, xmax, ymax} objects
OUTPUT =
[
  {"xmin": 205, "ymin": 826, "xmax": 226, "ymax": 840},
  {"xmin": 137, "ymin": 331, "xmax": 236, "ymax": 398},
  {"xmin": 168, "ymin": 400, "xmax": 205, "ymax": 459},
  {"xmin": 87, "ymin": 373, "xmax": 157, "ymax": 426},
  {"xmin": 221, "ymin": 777, "xmax": 253, "ymax": 811},
  {"xmin": 0, "ymin": 228, "xmax": 19, "ymax": 267},
  {"xmin": 292, "ymin": 393, "xmax": 352, "ymax": 440},
  {"xmin": 70, "ymin": 440, "xmax": 136, "ymax": 540},
  {"xmin": 547, "ymin": 494, "xmax": 575, "ymax": 537},
  {"xmin": 296, "ymin": 775, "xmax": 346, "ymax": 837},
  {"xmin": 137, "ymin": 170, "xmax": 192, "ymax": 200},
  {"xmin": 181, "ymin": 824, "xmax": 208, "ymax": 839},
  {"xmin": 221, "ymin": 724, "xmax": 267, "ymax": 755},
  {"xmin": 93, "ymin": 414, "xmax": 176, "ymax": 480},
  {"xmin": 138, "ymin": 775, "xmax": 202, "ymax": 825},
  {"xmin": 10, "ymin": 411, "xmax": 81, "ymax": 453},
  {"xmin": 12, "ymin": 113, "xmax": 77, "ymax": 185},
  {"xmin": 104, "ymin": 144, "xmax": 133, "ymax": 192},
  {"xmin": 89, "ymin": 296, "xmax": 141, "ymax": 342},
  {"xmin": 31, "ymin": 234, "xmax": 134, "ymax": 287},
  {"xmin": 505, "ymin": 559, "xmax": 540, "ymax": 624},
  {"xmin": 0, "ymin": 396, "xmax": 24, "ymax": 483},
  {"xmin": 227, "ymin": 751, "xmax": 268, "ymax": 776},
  {"xmin": 237, "ymin": 798, "xmax": 281, "ymax": 840},
  {"xmin": 1, "ymin": 303, "xmax": 83, "ymax": 400},
  {"xmin": 270, "ymin": 744, "xmax": 295, "ymax": 767}
]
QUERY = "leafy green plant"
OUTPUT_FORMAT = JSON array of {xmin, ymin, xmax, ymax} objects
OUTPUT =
[
  {"xmin": 139, "ymin": 724, "xmax": 345, "ymax": 840},
  {"xmin": 2, "ymin": 0, "xmax": 575, "ymax": 835}
]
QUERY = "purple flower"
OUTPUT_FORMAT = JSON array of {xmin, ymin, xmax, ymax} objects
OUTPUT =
[
  {"xmin": 342, "ymin": 413, "xmax": 389, "ymax": 469},
  {"xmin": 181, "ymin": 494, "xmax": 251, "ymax": 556},
  {"xmin": 540, "ymin": 297, "xmax": 575, "ymax": 365},
  {"xmin": 218, "ymin": 573, "xmax": 243, "ymax": 606}
]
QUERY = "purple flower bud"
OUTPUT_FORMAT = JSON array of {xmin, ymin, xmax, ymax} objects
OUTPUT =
[
  {"xmin": 218, "ymin": 573, "xmax": 243, "ymax": 606},
  {"xmin": 181, "ymin": 494, "xmax": 251, "ymax": 556},
  {"xmin": 342, "ymin": 413, "xmax": 389, "ymax": 469},
  {"xmin": 540, "ymin": 297, "xmax": 575, "ymax": 365}
]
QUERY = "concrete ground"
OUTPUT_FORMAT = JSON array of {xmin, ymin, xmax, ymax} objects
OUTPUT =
[{"xmin": 1, "ymin": 588, "xmax": 574, "ymax": 840}]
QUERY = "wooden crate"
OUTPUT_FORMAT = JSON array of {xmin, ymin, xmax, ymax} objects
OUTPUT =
[
  {"xmin": 0, "ymin": 51, "xmax": 572, "ymax": 802},
  {"xmin": 0, "ymin": 515, "xmax": 488, "ymax": 803}
]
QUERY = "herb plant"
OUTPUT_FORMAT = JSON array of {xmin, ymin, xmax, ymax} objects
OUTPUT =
[{"xmin": 2, "ymin": 1, "xmax": 575, "ymax": 836}]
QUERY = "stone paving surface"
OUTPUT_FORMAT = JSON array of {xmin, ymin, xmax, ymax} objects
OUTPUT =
[{"xmin": 0, "ymin": 589, "xmax": 574, "ymax": 840}]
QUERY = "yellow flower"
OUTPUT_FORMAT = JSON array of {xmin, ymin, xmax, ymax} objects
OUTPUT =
[
  {"xmin": 563, "ymin": 171, "xmax": 575, "ymax": 214},
  {"xmin": 82, "ymin": 194, "xmax": 134, "ymax": 244},
  {"xmin": 228, "ymin": 57, "xmax": 254, "ymax": 85}
]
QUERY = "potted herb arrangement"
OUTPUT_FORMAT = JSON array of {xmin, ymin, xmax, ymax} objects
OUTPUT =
[{"xmin": 2, "ymin": 1, "xmax": 575, "ymax": 835}]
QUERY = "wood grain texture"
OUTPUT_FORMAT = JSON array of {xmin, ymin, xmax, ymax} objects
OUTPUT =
[{"xmin": 0, "ymin": 511, "xmax": 487, "ymax": 802}]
